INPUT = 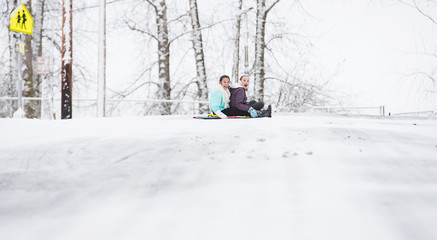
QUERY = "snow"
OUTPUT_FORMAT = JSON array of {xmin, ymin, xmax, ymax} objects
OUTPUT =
[
  {"xmin": 12, "ymin": 108, "xmax": 25, "ymax": 118},
  {"xmin": 62, "ymin": 0, "xmax": 72, "ymax": 63},
  {"xmin": 1, "ymin": 113, "xmax": 437, "ymax": 240}
]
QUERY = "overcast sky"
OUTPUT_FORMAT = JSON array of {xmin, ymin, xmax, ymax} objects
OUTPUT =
[{"xmin": 302, "ymin": 0, "xmax": 437, "ymax": 113}]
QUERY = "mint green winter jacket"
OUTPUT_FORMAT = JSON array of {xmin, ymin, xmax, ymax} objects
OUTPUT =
[{"xmin": 209, "ymin": 89, "xmax": 226, "ymax": 114}]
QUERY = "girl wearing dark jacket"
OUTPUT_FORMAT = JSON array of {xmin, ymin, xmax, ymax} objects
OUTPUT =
[{"xmin": 229, "ymin": 75, "xmax": 271, "ymax": 118}]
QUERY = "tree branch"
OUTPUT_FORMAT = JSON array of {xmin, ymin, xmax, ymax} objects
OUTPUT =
[
  {"xmin": 405, "ymin": 70, "xmax": 436, "ymax": 83},
  {"xmin": 145, "ymin": 0, "xmax": 157, "ymax": 10},
  {"xmin": 412, "ymin": 0, "xmax": 437, "ymax": 25},
  {"xmin": 173, "ymin": 79, "xmax": 198, "ymax": 100},
  {"xmin": 235, "ymin": 7, "xmax": 254, "ymax": 18},
  {"xmin": 266, "ymin": 0, "xmax": 281, "ymax": 14},
  {"xmin": 399, "ymin": 0, "xmax": 437, "ymax": 26},
  {"xmin": 117, "ymin": 60, "xmax": 158, "ymax": 97},
  {"xmin": 43, "ymin": 35, "xmax": 62, "ymax": 53},
  {"xmin": 405, "ymin": 51, "xmax": 437, "ymax": 59},
  {"xmin": 168, "ymin": 17, "xmax": 234, "ymax": 45},
  {"xmin": 125, "ymin": 20, "xmax": 158, "ymax": 41},
  {"xmin": 162, "ymin": 8, "xmax": 254, "ymax": 47},
  {"xmin": 73, "ymin": 0, "xmax": 126, "ymax": 12},
  {"xmin": 265, "ymin": 34, "xmax": 284, "ymax": 50},
  {"xmin": 117, "ymin": 81, "xmax": 161, "ymax": 98},
  {"xmin": 168, "ymin": 12, "xmax": 189, "ymax": 25}
]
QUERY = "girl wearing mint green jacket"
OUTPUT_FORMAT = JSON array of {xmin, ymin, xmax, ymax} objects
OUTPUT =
[{"xmin": 209, "ymin": 75, "xmax": 231, "ymax": 118}]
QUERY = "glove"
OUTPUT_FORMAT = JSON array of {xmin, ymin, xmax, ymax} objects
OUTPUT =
[
  {"xmin": 248, "ymin": 107, "xmax": 258, "ymax": 118},
  {"xmin": 215, "ymin": 110, "xmax": 228, "ymax": 119}
]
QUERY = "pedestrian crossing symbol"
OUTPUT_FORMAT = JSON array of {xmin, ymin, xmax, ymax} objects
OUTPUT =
[{"xmin": 9, "ymin": 4, "xmax": 33, "ymax": 35}]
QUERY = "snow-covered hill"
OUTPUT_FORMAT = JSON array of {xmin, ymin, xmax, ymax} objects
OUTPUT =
[{"xmin": 1, "ymin": 114, "xmax": 437, "ymax": 240}]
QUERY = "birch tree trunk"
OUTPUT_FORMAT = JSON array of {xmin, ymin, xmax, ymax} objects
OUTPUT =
[
  {"xmin": 232, "ymin": 0, "xmax": 243, "ymax": 83},
  {"xmin": 146, "ymin": 0, "xmax": 171, "ymax": 115},
  {"xmin": 254, "ymin": 0, "xmax": 280, "ymax": 102},
  {"xmin": 22, "ymin": 0, "xmax": 36, "ymax": 118},
  {"xmin": 61, "ymin": 0, "xmax": 73, "ymax": 119},
  {"xmin": 31, "ymin": 0, "xmax": 45, "ymax": 118},
  {"xmin": 189, "ymin": 0, "xmax": 208, "ymax": 114}
]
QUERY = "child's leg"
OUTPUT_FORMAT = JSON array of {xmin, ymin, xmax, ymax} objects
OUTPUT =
[
  {"xmin": 250, "ymin": 101, "xmax": 264, "ymax": 110},
  {"xmin": 222, "ymin": 107, "xmax": 250, "ymax": 116}
]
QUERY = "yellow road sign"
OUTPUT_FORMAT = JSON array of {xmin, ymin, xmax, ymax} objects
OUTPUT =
[{"xmin": 9, "ymin": 4, "xmax": 33, "ymax": 35}]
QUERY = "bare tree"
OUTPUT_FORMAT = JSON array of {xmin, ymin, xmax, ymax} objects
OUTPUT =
[
  {"xmin": 21, "ymin": 0, "xmax": 36, "ymax": 118},
  {"xmin": 33, "ymin": 0, "xmax": 46, "ymax": 117},
  {"xmin": 188, "ymin": 0, "xmax": 208, "ymax": 114},
  {"xmin": 144, "ymin": 0, "xmax": 172, "ymax": 115},
  {"xmin": 272, "ymin": 61, "xmax": 339, "ymax": 112},
  {"xmin": 232, "ymin": 0, "xmax": 243, "ymax": 83},
  {"xmin": 1, "ymin": 0, "xmax": 19, "ymax": 117},
  {"xmin": 61, "ymin": 0, "xmax": 73, "ymax": 119},
  {"xmin": 232, "ymin": 3, "xmax": 253, "ymax": 83},
  {"xmin": 23, "ymin": 0, "xmax": 45, "ymax": 118},
  {"xmin": 398, "ymin": 0, "xmax": 437, "ymax": 96},
  {"xmin": 254, "ymin": 0, "xmax": 280, "ymax": 102}
]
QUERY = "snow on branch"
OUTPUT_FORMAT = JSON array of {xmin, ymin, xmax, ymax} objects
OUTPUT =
[
  {"xmin": 125, "ymin": 20, "xmax": 158, "ymax": 41},
  {"xmin": 234, "ymin": 7, "xmax": 254, "ymax": 18}
]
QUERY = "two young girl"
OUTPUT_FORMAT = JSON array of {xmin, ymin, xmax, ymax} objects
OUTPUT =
[{"xmin": 209, "ymin": 75, "xmax": 271, "ymax": 118}]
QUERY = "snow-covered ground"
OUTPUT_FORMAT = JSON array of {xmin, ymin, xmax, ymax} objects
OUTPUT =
[{"xmin": 1, "ymin": 113, "xmax": 437, "ymax": 240}]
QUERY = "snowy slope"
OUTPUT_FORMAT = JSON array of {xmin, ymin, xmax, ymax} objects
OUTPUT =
[{"xmin": 1, "ymin": 114, "xmax": 437, "ymax": 240}]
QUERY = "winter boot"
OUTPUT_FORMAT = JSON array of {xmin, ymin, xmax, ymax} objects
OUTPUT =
[{"xmin": 258, "ymin": 105, "xmax": 272, "ymax": 118}]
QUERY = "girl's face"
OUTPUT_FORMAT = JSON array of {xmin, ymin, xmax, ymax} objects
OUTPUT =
[
  {"xmin": 220, "ymin": 77, "xmax": 230, "ymax": 90},
  {"xmin": 240, "ymin": 76, "xmax": 250, "ymax": 90}
]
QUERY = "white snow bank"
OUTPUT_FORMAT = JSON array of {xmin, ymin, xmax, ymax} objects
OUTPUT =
[{"xmin": 1, "ymin": 114, "xmax": 437, "ymax": 240}]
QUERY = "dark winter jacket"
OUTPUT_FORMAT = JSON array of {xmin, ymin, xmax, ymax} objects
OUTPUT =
[{"xmin": 229, "ymin": 86, "xmax": 250, "ymax": 112}]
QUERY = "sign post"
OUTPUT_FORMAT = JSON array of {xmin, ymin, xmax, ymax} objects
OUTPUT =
[
  {"xmin": 9, "ymin": 3, "xmax": 34, "ymax": 118},
  {"xmin": 15, "ymin": 35, "xmax": 24, "ymax": 118}
]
